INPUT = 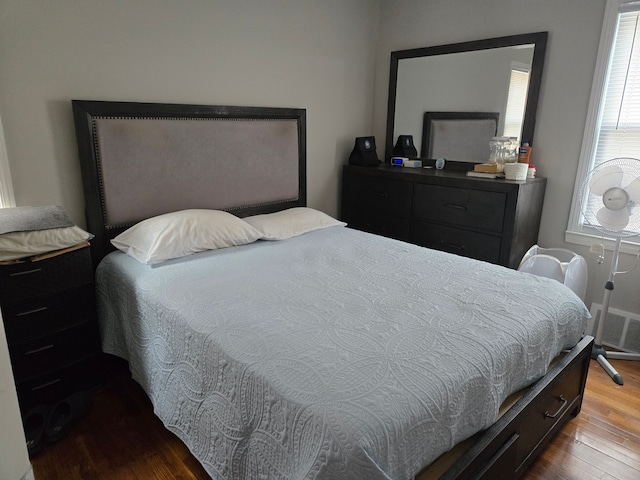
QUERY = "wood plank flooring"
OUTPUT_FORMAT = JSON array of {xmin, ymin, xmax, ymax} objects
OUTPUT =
[
  {"xmin": 30, "ymin": 356, "xmax": 640, "ymax": 479},
  {"xmin": 522, "ymin": 357, "xmax": 640, "ymax": 480}
]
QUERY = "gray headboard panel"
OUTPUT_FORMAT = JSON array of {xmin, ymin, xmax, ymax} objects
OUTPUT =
[{"xmin": 73, "ymin": 100, "xmax": 306, "ymax": 265}]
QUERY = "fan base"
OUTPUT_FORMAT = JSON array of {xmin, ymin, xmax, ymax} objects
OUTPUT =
[{"xmin": 595, "ymin": 352, "xmax": 624, "ymax": 385}]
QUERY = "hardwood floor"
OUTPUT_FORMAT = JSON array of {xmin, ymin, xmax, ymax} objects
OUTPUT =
[
  {"xmin": 522, "ymin": 357, "xmax": 640, "ymax": 480},
  {"xmin": 30, "ymin": 356, "xmax": 640, "ymax": 479}
]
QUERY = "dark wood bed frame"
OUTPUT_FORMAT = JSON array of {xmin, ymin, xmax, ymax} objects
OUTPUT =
[
  {"xmin": 72, "ymin": 99, "xmax": 307, "ymax": 267},
  {"xmin": 72, "ymin": 99, "xmax": 593, "ymax": 480}
]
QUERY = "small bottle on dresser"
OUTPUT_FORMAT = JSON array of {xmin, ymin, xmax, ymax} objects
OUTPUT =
[{"xmin": 518, "ymin": 142, "xmax": 532, "ymax": 163}]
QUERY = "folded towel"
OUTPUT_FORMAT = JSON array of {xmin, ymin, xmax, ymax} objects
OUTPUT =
[{"xmin": 0, "ymin": 205, "xmax": 74, "ymax": 235}]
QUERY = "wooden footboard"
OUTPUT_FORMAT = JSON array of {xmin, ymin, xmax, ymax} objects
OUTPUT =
[{"xmin": 420, "ymin": 335, "xmax": 593, "ymax": 480}]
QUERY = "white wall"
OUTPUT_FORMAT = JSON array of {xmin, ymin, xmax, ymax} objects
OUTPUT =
[
  {"xmin": 374, "ymin": 0, "xmax": 640, "ymax": 317},
  {"xmin": 0, "ymin": 312, "xmax": 31, "ymax": 480},
  {"xmin": 394, "ymin": 46, "xmax": 533, "ymax": 146},
  {"xmin": 0, "ymin": 0, "xmax": 380, "ymax": 474},
  {"xmin": 0, "ymin": 0, "xmax": 380, "ymax": 223}
]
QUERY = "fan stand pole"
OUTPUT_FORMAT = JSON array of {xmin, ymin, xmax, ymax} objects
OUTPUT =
[{"xmin": 590, "ymin": 236, "xmax": 640, "ymax": 385}]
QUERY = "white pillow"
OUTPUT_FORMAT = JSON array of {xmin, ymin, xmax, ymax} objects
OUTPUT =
[
  {"xmin": 244, "ymin": 207, "xmax": 346, "ymax": 240},
  {"xmin": 111, "ymin": 209, "xmax": 262, "ymax": 264},
  {"xmin": 0, "ymin": 226, "xmax": 94, "ymax": 262}
]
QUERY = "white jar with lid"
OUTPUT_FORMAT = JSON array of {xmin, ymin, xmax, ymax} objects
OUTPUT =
[{"xmin": 527, "ymin": 164, "xmax": 536, "ymax": 178}]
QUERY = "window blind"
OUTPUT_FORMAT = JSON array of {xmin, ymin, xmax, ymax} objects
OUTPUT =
[
  {"xmin": 586, "ymin": 8, "xmax": 640, "ymax": 230},
  {"xmin": 502, "ymin": 68, "xmax": 530, "ymax": 140}
]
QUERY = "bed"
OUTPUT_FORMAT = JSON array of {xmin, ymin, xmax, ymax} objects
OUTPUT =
[{"xmin": 72, "ymin": 100, "xmax": 593, "ymax": 480}]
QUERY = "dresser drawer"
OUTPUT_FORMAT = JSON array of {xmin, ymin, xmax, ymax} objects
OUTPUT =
[
  {"xmin": 342, "ymin": 166, "xmax": 546, "ymax": 268},
  {"xmin": 1, "ymin": 285, "xmax": 96, "ymax": 344},
  {"xmin": 347, "ymin": 214, "xmax": 411, "ymax": 240},
  {"xmin": 8, "ymin": 322, "xmax": 99, "ymax": 380},
  {"xmin": 413, "ymin": 184, "xmax": 506, "ymax": 233},
  {"xmin": 412, "ymin": 221, "xmax": 501, "ymax": 263},
  {"xmin": 0, "ymin": 246, "xmax": 93, "ymax": 303},
  {"xmin": 344, "ymin": 174, "xmax": 413, "ymax": 216}
]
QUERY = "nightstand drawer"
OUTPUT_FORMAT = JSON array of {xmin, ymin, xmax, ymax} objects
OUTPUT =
[
  {"xmin": 345, "ymin": 174, "xmax": 413, "ymax": 216},
  {"xmin": 15, "ymin": 356, "xmax": 103, "ymax": 413},
  {"xmin": 412, "ymin": 221, "xmax": 501, "ymax": 263},
  {"xmin": 1, "ymin": 285, "xmax": 96, "ymax": 343},
  {"xmin": 0, "ymin": 246, "xmax": 93, "ymax": 303},
  {"xmin": 414, "ymin": 184, "xmax": 506, "ymax": 233},
  {"xmin": 8, "ymin": 322, "xmax": 99, "ymax": 380}
]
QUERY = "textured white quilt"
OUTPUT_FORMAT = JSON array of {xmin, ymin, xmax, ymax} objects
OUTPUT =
[{"xmin": 96, "ymin": 226, "xmax": 589, "ymax": 480}]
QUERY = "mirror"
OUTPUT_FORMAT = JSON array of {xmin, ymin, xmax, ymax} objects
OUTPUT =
[{"xmin": 385, "ymin": 32, "xmax": 548, "ymax": 162}]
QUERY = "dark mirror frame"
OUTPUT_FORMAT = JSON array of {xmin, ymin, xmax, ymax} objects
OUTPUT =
[{"xmin": 385, "ymin": 31, "xmax": 548, "ymax": 163}]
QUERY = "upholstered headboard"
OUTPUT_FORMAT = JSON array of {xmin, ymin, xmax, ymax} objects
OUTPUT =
[{"xmin": 72, "ymin": 100, "xmax": 306, "ymax": 265}]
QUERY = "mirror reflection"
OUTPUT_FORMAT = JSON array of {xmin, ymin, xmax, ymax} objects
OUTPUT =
[
  {"xmin": 385, "ymin": 32, "xmax": 548, "ymax": 163},
  {"xmin": 395, "ymin": 45, "xmax": 534, "ymax": 158}
]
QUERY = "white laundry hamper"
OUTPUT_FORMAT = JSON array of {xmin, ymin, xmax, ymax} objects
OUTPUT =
[{"xmin": 517, "ymin": 245, "xmax": 588, "ymax": 301}]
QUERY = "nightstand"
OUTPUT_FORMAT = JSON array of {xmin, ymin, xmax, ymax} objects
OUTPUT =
[{"xmin": 0, "ymin": 244, "xmax": 101, "ymax": 414}]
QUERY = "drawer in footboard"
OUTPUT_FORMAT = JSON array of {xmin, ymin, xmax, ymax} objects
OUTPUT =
[
  {"xmin": 514, "ymin": 358, "xmax": 584, "ymax": 470},
  {"xmin": 438, "ymin": 336, "xmax": 593, "ymax": 480}
]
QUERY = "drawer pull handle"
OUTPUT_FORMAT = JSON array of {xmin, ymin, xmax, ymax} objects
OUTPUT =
[
  {"xmin": 544, "ymin": 395, "xmax": 567, "ymax": 419},
  {"xmin": 441, "ymin": 241, "xmax": 465, "ymax": 251},
  {"xmin": 443, "ymin": 203, "xmax": 468, "ymax": 211},
  {"xmin": 16, "ymin": 306, "xmax": 48, "ymax": 317},
  {"xmin": 9, "ymin": 268, "xmax": 42, "ymax": 277},
  {"xmin": 31, "ymin": 378, "xmax": 61, "ymax": 391},
  {"xmin": 369, "ymin": 188, "xmax": 389, "ymax": 198},
  {"xmin": 24, "ymin": 344, "xmax": 54, "ymax": 356}
]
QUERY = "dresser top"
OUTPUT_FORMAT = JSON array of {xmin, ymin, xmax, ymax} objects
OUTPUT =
[{"xmin": 343, "ymin": 164, "xmax": 546, "ymax": 188}]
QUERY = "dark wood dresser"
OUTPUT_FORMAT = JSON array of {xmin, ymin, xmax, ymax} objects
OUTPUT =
[
  {"xmin": 341, "ymin": 165, "xmax": 547, "ymax": 269},
  {"xmin": 0, "ymin": 244, "xmax": 101, "ymax": 413}
]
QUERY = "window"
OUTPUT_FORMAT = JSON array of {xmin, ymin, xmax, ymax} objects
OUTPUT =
[
  {"xmin": 0, "ymin": 114, "xmax": 15, "ymax": 208},
  {"xmin": 567, "ymin": 0, "xmax": 640, "ymax": 252},
  {"xmin": 502, "ymin": 64, "xmax": 530, "ymax": 140}
]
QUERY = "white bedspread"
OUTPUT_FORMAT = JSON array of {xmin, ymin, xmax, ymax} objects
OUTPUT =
[{"xmin": 96, "ymin": 226, "xmax": 589, "ymax": 480}]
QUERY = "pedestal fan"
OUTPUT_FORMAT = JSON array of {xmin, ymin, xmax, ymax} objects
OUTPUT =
[{"xmin": 579, "ymin": 157, "xmax": 640, "ymax": 385}]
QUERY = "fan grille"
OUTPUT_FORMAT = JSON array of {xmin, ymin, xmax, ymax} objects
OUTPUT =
[{"xmin": 579, "ymin": 157, "xmax": 640, "ymax": 238}]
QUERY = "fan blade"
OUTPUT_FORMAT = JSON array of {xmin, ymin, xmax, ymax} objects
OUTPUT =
[
  {"xmin": 589, "ymin": 164, "xmax": 624, "ymax": 195},
  {"xmin": 596, "ymin": 206, "xmax": 630, "ymax": 231},
  {"xmin": 627, "ymin": 177, "xmax": 640, "ymax": 203}
]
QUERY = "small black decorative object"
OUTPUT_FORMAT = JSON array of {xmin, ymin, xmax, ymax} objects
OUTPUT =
[
  {"xmin": 349, "ymin": 136, "xmax": 380, "ymax": 167},
  {"xmin": 393, "ymin": 135, "xmax": 418, "ymax": 158}
]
